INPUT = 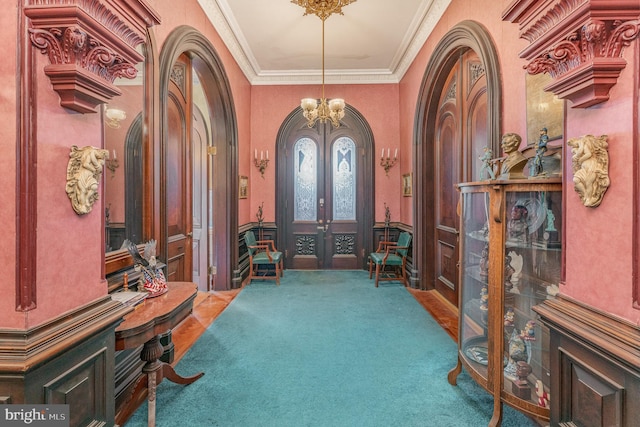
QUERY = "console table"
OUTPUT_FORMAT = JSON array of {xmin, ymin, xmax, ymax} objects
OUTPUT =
[{"xmin": 115, "ymin": 282, "xmax": 204, "ymax": 427}]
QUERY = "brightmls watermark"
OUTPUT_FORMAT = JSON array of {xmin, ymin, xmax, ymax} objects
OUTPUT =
[{"xmin": 0, "ymin": 405, "xmax": 69, "ymax": 426}]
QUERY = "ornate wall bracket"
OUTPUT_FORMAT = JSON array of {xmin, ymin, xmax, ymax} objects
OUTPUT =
[
  {"xmin": 24, "ymin": 0, "xmax": 160, "ymax": 113},
  {"xmin": 503, "ymin": 0, "xmax": 640, "ymax": 108},
  {"xmin": 66, "ymin": 145, "xmax": 109, "ymax": 215},
  {"xmin": 567, "ymin": 134, "xmax": 610, "ymax": 207}
]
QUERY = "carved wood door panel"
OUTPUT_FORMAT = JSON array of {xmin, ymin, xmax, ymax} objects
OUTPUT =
[
  {"xmin": 433, "ymin": 50, "xmax": 487, "ymax": 307},
  {"xmin": 165, "ymin": 55, "xmax": 193, "ymax": 282}
]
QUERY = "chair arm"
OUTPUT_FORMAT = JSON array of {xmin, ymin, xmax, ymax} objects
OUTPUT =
[
  {"xmin": 249, "ymin": 244, "xmax": 274, "ymax": 261},
  {"xmin": 257, "ymin": 239, "xmax": 278, "ymax": 252},
  {"xmin": 376, "ymin": 240, "xmax": 396, "ymax": 252},
  {"xmin": 382, "ymin": 245, "xmax": 408, "ymax": 262}
]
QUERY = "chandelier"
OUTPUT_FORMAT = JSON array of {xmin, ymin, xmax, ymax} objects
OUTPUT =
[{"xmin": 292, "ymin": 0, "xmax": 356, "ymax": 128}]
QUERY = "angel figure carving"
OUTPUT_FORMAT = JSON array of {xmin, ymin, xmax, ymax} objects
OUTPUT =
[
  {"xmin": 567, "ymin": 135, "xmax": 610, "ymax": 207},
  {"xmin": 66, "ymin": 146, "xmax": 108, "ymax": 215}
]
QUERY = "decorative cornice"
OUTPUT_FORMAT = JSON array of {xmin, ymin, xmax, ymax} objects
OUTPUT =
[
  {"xmin": 503, "ymin": 0, "xmax": 640, "ymax": 108},
  {"xmin": 24, "ymin": 0, "xmax": 160, "ymax": 113}
]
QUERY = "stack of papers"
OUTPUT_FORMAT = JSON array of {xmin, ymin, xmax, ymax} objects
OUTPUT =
[{"xmin": 111, "ymin": 291, "xmax": 147, "ymax": 307}]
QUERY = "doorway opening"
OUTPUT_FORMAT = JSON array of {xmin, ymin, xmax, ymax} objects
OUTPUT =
[{"xmin": 276, "ymin": 105, "xmax": 375, "ymax": 270}]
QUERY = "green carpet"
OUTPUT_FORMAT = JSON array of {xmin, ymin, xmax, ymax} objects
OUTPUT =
[{"xmin": 126, "ymin": 270, "xmax": 539, "ymax": 427}]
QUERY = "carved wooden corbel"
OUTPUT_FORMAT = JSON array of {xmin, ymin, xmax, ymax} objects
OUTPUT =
[
  {"xmin": 24, "ymin": 0, "xmax": 160, "ymax": 113},
  {"xmin": 503, "ymin": 0, "xmax": 640, "ymax": 108},
  {"xmin": 66, "ymin": 145, "xmax": 109, "ymax": 215},
  {"xmin": 567, "ymin": 135, "xmax": 610, "ymax": 207}
]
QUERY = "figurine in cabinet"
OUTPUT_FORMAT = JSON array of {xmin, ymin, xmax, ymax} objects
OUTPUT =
[
  {"xmin": 479, "ymin": 244, "xmax": 489, "ymax": 277},
  {"xmin": 504, "ymin": 307, "xmax": 515, "ymax": 327},
  {"xmin": 505, "ymin": 329, "xmax": 528, "ymax": 380},
  {"xmin": 504, "ymin": 255, "xmax": 515, "ymax": 290},
  {"xmin": 521, "ymin": 320, "xmax": 536, "ymax": 341},
  {"xmin": 536, "ymin": 380, "xmax": 550, "ymax": 408},
  {"xmin": 507, "ymin": 204, "xmax": 529, "ymax": 243}
]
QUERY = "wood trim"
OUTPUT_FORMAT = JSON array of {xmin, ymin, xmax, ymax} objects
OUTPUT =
[
  {"xmin": 503, "ymin": 0, "xmax": 640, "ymax": 108},
  {"xmin": 534, "ymin": 294, "xmax": 640, "ymax": 426},
  {"xmin": 0, "ymin": 297, "xmax": 130, "ymax": 373},
  {"xmin": 24, "ymin": 0, "xmax": 159, "ymax": 113},
  {"xmin": 158, "ymin": 26, "xmax": 239, "ymax": 291},
  {"xmin": 413, "ymin": 21, "xmax": 503, "ymax": 291},
  {"xmin": 16, "ymin": 0, "xmax": 37, "ymax": 311},
  {"xmin": 634, "ymin": 40, "xmax": 640, "ymax": 310}
]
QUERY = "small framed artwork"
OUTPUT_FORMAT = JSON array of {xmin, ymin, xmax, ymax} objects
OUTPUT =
[
  {"xmin": 239, "ymin": 175, "xmax": 248, "ymax": 199},
  {"xmin": 402, "ymin": 173, "xmax": 412, "ymax": 197}
]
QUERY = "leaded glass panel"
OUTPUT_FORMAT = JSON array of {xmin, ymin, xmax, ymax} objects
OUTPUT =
[
  {"xmin": 294, "ymin": 138, "xmax": 317, "ymax": 221},
  {"xmin": 333, "ymin": 137, "xmax": 356, "ymax": 220}
]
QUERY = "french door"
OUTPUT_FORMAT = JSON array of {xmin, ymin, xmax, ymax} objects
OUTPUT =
[{"xmin": 280, "ymin": 121, "xmax": 369, "ymax": 270}]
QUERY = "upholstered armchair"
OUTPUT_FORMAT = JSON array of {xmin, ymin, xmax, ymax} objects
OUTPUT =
[
  {"xmin": 368, "ymin": 231, "xmax": 412, "ymax": 287},
  {"xmin": 244, "ymin": 230, "xmax": 284, "ymax": 285}
]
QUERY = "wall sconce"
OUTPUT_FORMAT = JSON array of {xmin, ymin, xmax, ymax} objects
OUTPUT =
[
  {"xmin": 105, "ymin": 149, "xmax": 119, "ymax": 176},
  {"xmin": 254, "ymin": 149, "xmax": 269, "ymax": 178},
  {"xmin": 105, "ymin": 107, "xmax": 127, "ymax": 129},
  {"xmin": 380, "ymin": 148, "xmax": 398, "ymax": 176}
]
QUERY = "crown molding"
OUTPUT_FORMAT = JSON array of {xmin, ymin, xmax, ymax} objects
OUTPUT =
[{"xmin": 198, "ymin": 0, "xmax": 451, "ymax": 85}]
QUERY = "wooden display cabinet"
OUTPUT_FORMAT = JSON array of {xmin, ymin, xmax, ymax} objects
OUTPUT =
[{"xmin": 448, "ymin": 179, "xmax": 562, "ymax": 426}]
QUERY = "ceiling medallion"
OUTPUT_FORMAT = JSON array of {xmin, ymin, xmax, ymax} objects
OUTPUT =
[{"xmin": 291, "ymin": 0, "xmax": 357, "ymax": 21}]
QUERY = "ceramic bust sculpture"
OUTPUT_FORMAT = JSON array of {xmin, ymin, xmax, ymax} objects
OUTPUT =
[{"xmin": 499, "ymin": 133, "xmax": 527, "ymax": 179}]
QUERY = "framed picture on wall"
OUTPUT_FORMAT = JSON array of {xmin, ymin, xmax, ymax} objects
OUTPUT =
[
  {"xmin": 239, "ymin": 175, "xmax": 248, "ymax": 199},
  {"xmin": 402, "ymin": 173, "xmax": 412, "ymax": 197}
]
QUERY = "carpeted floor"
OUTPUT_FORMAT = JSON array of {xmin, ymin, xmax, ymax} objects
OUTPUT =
[{"xmin": 126, "ymin": 270, "xmax": 539, "ymax": 427}]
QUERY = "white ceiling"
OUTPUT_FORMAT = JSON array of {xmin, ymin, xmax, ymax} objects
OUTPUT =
[{"xmin": 197, "ymin": 0, "xmax": 452, "ymax": 85}]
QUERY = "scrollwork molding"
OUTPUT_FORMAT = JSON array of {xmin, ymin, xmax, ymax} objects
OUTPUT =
[
  {"xmin": 24, "ymin": 0, "xmax": 160, "ymax": 113},
  {"xmin": 503, "ymin": 0, "xmax": 640, "ymax": 108}
]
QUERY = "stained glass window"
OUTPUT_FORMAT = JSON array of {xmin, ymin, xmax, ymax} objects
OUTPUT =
[
  {"xmin": 333, "ymin": 137, "xmax": 356, "ymax": 220},
  {"xmin": 294, "ymin": 138, "xmax": 317, "ymax": 221}
]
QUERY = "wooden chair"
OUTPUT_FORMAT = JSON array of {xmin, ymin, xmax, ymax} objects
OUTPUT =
[
  {"xmin": 244, "ymin": 230, "xmax": 283, "ymax": 285},
  {"xmin": 368, "ymin": 231, "xmax": 412, "ymax": 287}
]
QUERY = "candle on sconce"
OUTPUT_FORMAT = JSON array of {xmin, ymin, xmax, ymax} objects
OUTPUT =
[
  {"xmin": 387, "ymin": 148, "xmax": 390, "ymax": 158},
  {"xmin": 266, "ymin": 150, "xmax": 269, "ymax": 159},
  {"xmin": 394, "ymin": 148, "xmax": 397, "ymax": 159},
  {"xmin": 254, "ymin": 149, "xmax": 257, "ymax": 159},
  {"xmin": 260, "ymin": 150, "xmax": 263, "ymax": 160}
]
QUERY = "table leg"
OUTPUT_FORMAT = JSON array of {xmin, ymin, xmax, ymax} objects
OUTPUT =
[
  {"xmin": 139, "ymin": 335, "xmax": 204, "ymax": 427},
  {"xmin": 141, "ymin": 336, "xmax": 164, "ymax": 427}
]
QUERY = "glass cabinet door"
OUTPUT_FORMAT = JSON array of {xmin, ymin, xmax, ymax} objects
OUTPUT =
[
  {"xmin": 459, "ymin": 189, "xmax": 491, "ymax": 382},
  {"xmin": 502, "ymin": 188, "xmax": 561, "ymax": 410}
]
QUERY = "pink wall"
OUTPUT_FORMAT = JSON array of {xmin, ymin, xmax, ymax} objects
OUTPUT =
[
  {"xmin": 250, "ymin": 84, "xmax": 401, "ymax": 226},
  {"xmin": 398, "ymin": 0, "xmax": 639, "ymax": 323},
  {"xmin": 0, "ymin": 0, "xmax": 253, "ymax": 329},
  {"xmin": 0, "ymin": 5, "xmax": 20, "ymax": 328},
  {"xmin": 3, "ymin": 0, "xmax": 638, "ymax": 329}
]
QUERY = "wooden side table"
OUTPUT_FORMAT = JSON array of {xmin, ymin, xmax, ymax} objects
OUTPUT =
[{"xmin": 115, "ymin": 282, "xmax": 204, "ymax": 427}]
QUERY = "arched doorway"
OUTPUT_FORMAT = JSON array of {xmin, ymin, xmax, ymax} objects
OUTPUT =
[
  {"xmin": 413, "ymin": 21, "xmax": 502, "ymax": 306},
  {"xmin": 276, "ymin": 105, "xmax": 375, "ymax": 270},
  {"xmin": 159, "ymin": 26, "xmax": 239, "ymax": 290}
]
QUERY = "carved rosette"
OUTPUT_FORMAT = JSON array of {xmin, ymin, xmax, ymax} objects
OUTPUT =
[
  {"xmin": 503, "ymin": 0, "xmax": 640, "ymax": 108},
  {"xmin": 24, "ymin": 0, "xmax": 160, "ymax": 113}
]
